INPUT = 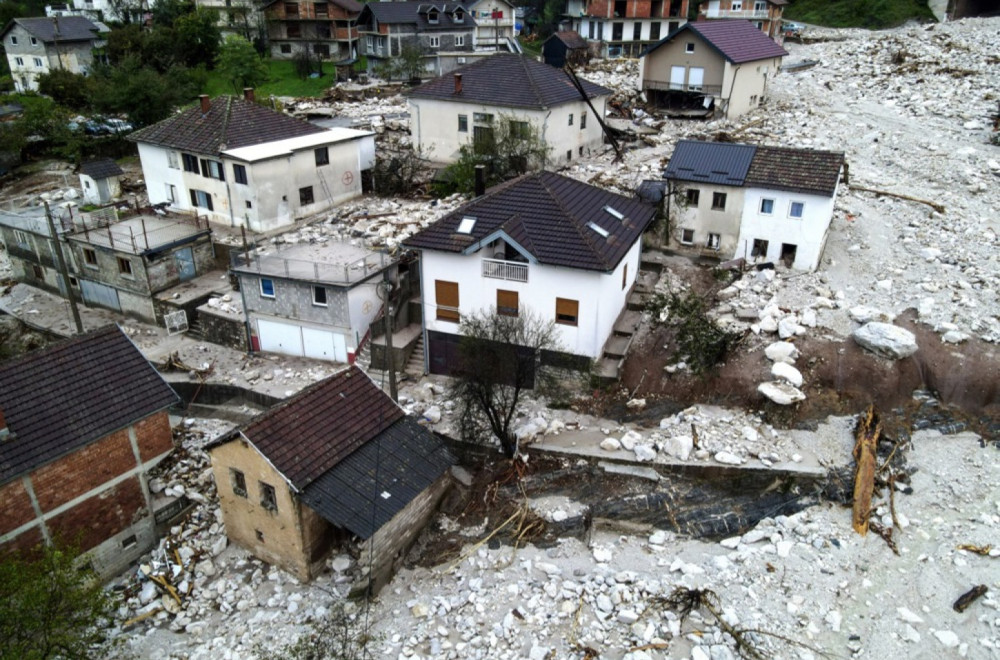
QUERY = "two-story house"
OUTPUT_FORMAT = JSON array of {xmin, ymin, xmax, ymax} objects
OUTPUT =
[
  {"xmin": 698, "ymin": 0, "xmax": 786, "ymax": 42},
  {"xmin": 129, "ymin": 91, "xmax": 376, "ymax": 233},
  {"xmin": 563, "ymin": 0, "xmax": 689, "ymax": 58},
  {"xmin": 403, "ymin": 171, "xmax": 657, "ymax": 374},
  {"xmin": 663, "ymin": 140, "xmax": 845, "ymax": 271},
  {"xmin": 263, "ymin": 0, "xmax": 361, "ymax": 62},
  {"xmin": 1, "ymin": 16, "xmax": 106, "ymax": 92},
  {"xmin": 638, "ymin": 19, "xmax": 787, "ymax": 119},
  {"xmin": 407, "ymin": 54, "xmax": 611, "ymax": 165}
]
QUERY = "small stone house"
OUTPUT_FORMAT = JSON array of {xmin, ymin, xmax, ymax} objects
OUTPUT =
[
  {"xmin": 0, "ymin": 325, "xmax": 180, "ymax": 578},
  {"xmin": 207, "ymin": 366, "xmax": 454, "ymax": 588},
  {"xmin": 78, "ymin": 158, "xmax": 123, "ymax": 205},
  {"xmin": 1, "ymin": 16, "xmax": 106, "ymax": 92}
]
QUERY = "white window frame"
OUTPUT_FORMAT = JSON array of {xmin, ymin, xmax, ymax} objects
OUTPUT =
[
  {"xmin": 759, "ymin": 198, "xmax": 774, "ymax": 215},
  {"xmin": 680, "ymin": 229, "xmax": 694, "ymax": 245},
  {"xmin": 429, "ymin": 35, "xmax": 440, "ymax": 48},
  {"xmin": 165, "ymin": 183, "xmax": 177, "ymax": 202},
  {"xmin": 167, "ymin": 151, "xmax": 179, "ymax": 169},
  {"xmin": 685, "ymin": 42, "xmax": 694, "ymax": 53},
  {"xmin": 754, "ymin": 1, "xmax": 766, "ymax": 10},
  {"xmin": 455, "ymin": 34, "xmax": 464, "ymax": 46},
  {"xmin": 312, "ymin": 285, "xmax": 327, "ymax": 307},
  {"xmin": 14, "ymin": 229, "xmax": 29, "ymax": 247},
  {"xmin": 9, "ymin": 35, "xmax": 16, "ymax": 45},
  {"xmin": 789, "ymin": 201, "xmax": 805, "ymax": 219},
  {"xmin": 29, "ymin": 36, "xmax": 37, "ymax": 45},
  {"xmin": 707, "ymin": 233, "xmax": 720, "ymax": 250},
  {"xmin": 33, "ymin": 57, "xmax": 43, "ymax": 68},
  {"xmin": 731, "ymin": 1, "xmax": 742, "ymax": 11},
  {"xmin": 14, "ymin": 57, "xmax": 23, "ymax": 66},
  {"xmin": 260, "ymin": 277, "xmax": 275, "ymax": 298}
]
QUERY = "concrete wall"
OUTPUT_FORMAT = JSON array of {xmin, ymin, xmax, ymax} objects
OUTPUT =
[
  {"xmin": 0, "ymin": 410, "xmax": 175, "ymax": 578},
  {"xmin": 720, "ymin": 57, "xmax": 780, "ymax": 118},
  {"xmin": 735, "ymin": 186, "xmax": 837, "ymax": 270},
  {"xmin": 197, "ymin": 307, "xmax": 249, "ymax": 351},
  {"xmin": 239, "ymin": 272, "xmax": 352, "ymax": 329},
  {"xmin": 145, "ymin": 239, "xmax": 215, "ymax": 292},
  {"xmin": 673, "ymin": 182, "xmax": 744, "ymax": 255}
]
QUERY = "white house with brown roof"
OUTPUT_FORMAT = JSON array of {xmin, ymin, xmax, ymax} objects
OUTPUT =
[
  {"xmin": 129, "ymin": 92, "xmax": 375, "ymax": 234},
  {"xmin": 403, "ymin": 171, "xmax": 656, "ymax": 373},
  {"xmin": 698, "ymin": 0, "xmax": 787, "ymax": 41},
  {"xmin": 664, "ymin": 140, "xmax": 845, "ymax": 270},
  {"xmin": 407, "ymin": 54, "xmax": 611, "ymax": 165},
  {"xmin": 1, "ymin": 16, "xmax": 106, "ymax": 92}
]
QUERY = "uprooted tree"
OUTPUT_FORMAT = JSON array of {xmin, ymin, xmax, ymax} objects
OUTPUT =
[
  {"xmin": 451, "ymin": 306, "xmax": 562, "ymax": 458},
  {"xmin": 646, "ymin": 289, "xmax": 743, "ymax": 375}
]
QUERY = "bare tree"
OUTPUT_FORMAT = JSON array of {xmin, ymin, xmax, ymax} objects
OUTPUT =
[{"xmin": 451, "ymin": 306, "xmax": 563, "ymax": 458}]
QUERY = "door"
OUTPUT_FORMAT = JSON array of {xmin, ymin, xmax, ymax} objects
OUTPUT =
[
  {"xmin": 302, "ymin": 326, "xmax": 347, "ymax": 362},
  {"xmin": 97, "ymin": 179, "xmax": 110, "ymax": 203},
  {"xmin": 669, "ymin": 65, "xmax": 685, "ymax": 90},
  {"xmin": 688, "ymin": 67, "xmax": 704, "ymax": 91},
  {"xmin": 257, "ymin": 319, "xmax": 304, "ymax": 356},
  {"xmin": 174, "ymin": 247, "xmax": 196, "ymax": 282},
  {"xmin": 80, "ymin": 280, "xmax": 121, "ymax": 311}
]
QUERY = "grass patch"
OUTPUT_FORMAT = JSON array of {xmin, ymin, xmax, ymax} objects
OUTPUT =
[
  {"xmin": 784, "ymin": 0, "xmax": 935, "ymax": 29},
  {"xmin": 518, "ymin": 35, "xmax": 543, "ymax": 58},
  {"xmin": 202, "ymin": 60, "xmax": 338, "ymax": 98}
]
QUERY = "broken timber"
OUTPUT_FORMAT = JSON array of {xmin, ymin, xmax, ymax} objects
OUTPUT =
[
  {"xmin": 849, "ymin": 184, "xmax": 945, "ymax": 214},
  {"xmin": 953, "ymin": 585, "xmax": 988, "ymax": 613},
  {"xmin": 852, "ymin": 405, "xmax": 880, "ymax": 536},
  {"xmin": 565, "ymin": 65, "xmax": 623, "ymax": 162}
]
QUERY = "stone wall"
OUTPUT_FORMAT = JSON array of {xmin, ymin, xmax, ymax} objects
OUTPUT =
[{"xmin": 197, "ymin": 307, "xmax": 249, "ymax": 352}]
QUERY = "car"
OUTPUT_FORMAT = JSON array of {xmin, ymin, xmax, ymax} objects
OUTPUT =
[
  {"xmin": 781, "ymin": 21, "xmax": 804, "ymax": 36},
  {"xmin": 103, "ymin": 118, "xmax": 134, "ymax": 134}
]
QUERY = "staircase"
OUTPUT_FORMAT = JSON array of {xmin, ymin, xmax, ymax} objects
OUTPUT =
[
  {"xmin": 404, "ymin": 334, "xmax": 425, "ymax": 376},
  {"xmin": 186, "ymin": 317, "xmax": 205, "ymax": 340}
]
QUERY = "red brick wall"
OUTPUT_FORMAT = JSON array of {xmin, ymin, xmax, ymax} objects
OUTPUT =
[
  {"xmin": 0, "ymin": 479, "xmax": 35, "ymax": 535},
  {"xmin": 0, "ymin": 526, "xmax": 44, "ymax": 557},
  {"xmin": 588, "ymin": 0, "xmax": 611, "ymax": 18},
  {"xmin": 31, "ymin": 428, "xmax": 134, "ymax": 512},
  {"xmin": 47, "ymin": 477, "xmax": 145, "ymax": 552},
  {"xmin": 134, "ymin": 412, "xmax": 174, "ymax": 462}
]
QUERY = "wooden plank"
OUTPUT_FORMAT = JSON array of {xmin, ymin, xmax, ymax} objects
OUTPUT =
[{"xmin": 852, "ymin": 405, "xmax": 880, "ymax": 536}]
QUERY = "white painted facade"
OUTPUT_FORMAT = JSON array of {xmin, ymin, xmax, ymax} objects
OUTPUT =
[
  {"xmin": 407, "ymin": 95, "xmax": 608, "ymax": 164},
  {"xmin": 137, "ymin": 129, "xmax": 375, "ymax": 233},
  {"xmin": 467, "ymin": 0, "xmax": 517, "ymax": 48},
  {"xmin": 735, "ymin": 186, "xmax": 838, "ymax": 270},
  {"xmin": 418, "ymin": 237, "xmax": 641, "ymax": 359}
]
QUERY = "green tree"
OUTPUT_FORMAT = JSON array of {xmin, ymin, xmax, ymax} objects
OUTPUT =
[
  {"xmin": 174, "ymin": 7, "xmax": 221, "ymax": 68},
  {"xmin": 215, "ymin": 34, "xmax": 268, "ymax": 93},
  {"xmin": 36, "ymin": 69, "xmax": 93, "ymax": 111},
  {"xmin": 645, "ymin": 290, "xmax": 743, "ymax": 375},
  {"xmin": 90, "ymin": 58, "xmax": 200, "ymax": 127},
  {"xmin": 151, "ymin": 0, "xmax": 194, "ymax": 26},
  {"xmin": 0, "ymin": 544, "xmax": 117, "ymax": 660}
]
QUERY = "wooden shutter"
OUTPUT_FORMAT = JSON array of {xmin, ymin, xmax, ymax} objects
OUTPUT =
[
  {"xmin": 497, "ymin": 289, "xmax": 518, "ymax": 316},
  {"xmin": 555, "ymin": 298, "xmax": 578, "ymax": 326},
  {"xmin": 435, "ymin": 280, "xmax": 459, "ymax": 321}
]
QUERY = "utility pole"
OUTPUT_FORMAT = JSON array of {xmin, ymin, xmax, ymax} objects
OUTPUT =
[
  {"xmin": 45, "ymin": 202, "xmax": 83, "ymax": 335},
  {"xmin": 381, "ymin": 279, "xmax": 397, "ymax": 403}
]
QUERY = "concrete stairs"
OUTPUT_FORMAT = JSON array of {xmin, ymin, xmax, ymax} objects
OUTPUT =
[
  {"xmin": 404, "ymin": 334, "xmax": 425, "ymax": 376},
  {"xmin": 186, "ymin": 318, "xmax": 205, "ymax": 340}
]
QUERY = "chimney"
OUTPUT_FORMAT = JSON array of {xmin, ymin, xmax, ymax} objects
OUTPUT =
[
  {"xmin": 199, "ymin": 94, "xmax": 211, "ymax": 114},
  {"xmin": 454, "ymin": 73, "xmax": 463, "ymax": 95},
  {"xmin": 474, "ymin": 165, "xmax": 486, "ymax": 197},
  {"xmin": 243, "ymin": 87, "xmax": 255, "ymax": 102}
]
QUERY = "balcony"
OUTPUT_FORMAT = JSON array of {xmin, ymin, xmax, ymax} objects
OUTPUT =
[
  {"xmin": 704, "ymin": 8, "xmax": 768, "ymax": 19},
  {"xmin": 482, "ymin": 258, "xmax": 528, "ymax": 282},
  {"xmin": 642, "ymin": 80, "xmax": 723, "ymax": 95}
]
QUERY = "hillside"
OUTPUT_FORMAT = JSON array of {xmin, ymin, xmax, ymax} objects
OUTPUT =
[{"xmin": 783, "ymin": 0, "xmax": 936, "ymax": 28}]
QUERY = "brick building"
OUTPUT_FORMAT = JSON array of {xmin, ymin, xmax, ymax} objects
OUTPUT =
[
  {"xmin": 563, "ymin": 0, "xmax": 689, "ymax": 57},
  {"xmin": 263, "ymin": 0, "xmax": 362, "ymax": 63},
  {"xmin": 0, "ymin": 325, "xmax": 180, "ymax": 578}
]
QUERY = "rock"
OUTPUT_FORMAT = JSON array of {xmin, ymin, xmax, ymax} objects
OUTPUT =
[
  {"xmin": 620, "ymin": 430, "xmax": 642, "ymax": 451},
  {"xmin": 933, "ymin": 630, "xmax": 959, "ymax": 648},
  {"xmin": 941, "ymin": 330, "xmax": 969, "ymax": 344},
  {"xmin": 759, "ymin": 316, "xmax": 779, "ymax": 334},
  {"xmin": 330, "ymin": 555, "xmax": 352, "ymax": 573},
  {"xmin": 849, "ymin": 306, "xmax": 895, "ymax": 324},
  {"xmin": 897, "ymin": 607, "xmax": 924, "ymax": 624},
  {"xmin": 777, "ymin": 317, "xmax": 803, "ymax": 339},
  {"xmin": 714, "ymin": 451, "xmax": 743, "ymax": 465},
  {"xmin": 593, "ymin": 547, "xmax": 614, "ymax": 563},
  {"xmin": 600, "ymin": 437, "xmax": 622, "ymax": 451},
  {"xmin": 451, "ymin": 465, "xmax": 474, "ymax": 487},
  {"xmin": 758, "ymin": 381, "xmax": 806, "ymax": 405},
  {"xmin": 771, "ymin": 361, "xmax": 803, "ymax": 387},
  {"xmin": 764, "ymin": 341, "xmax": 799, "ymax": 363},
  {"xmin": 852, "ymin": 322, "xmax": 918, "ymax": 359},
  {"xmin": 194, "ymin": 559, "xmax": 216, "ymax": 577},
  {"xmin": 633, "ymin": 444, "xmax": 657, "ymax": 462},
  {"xmin": 662, "ymin": 435, "xmax": 693, "ymax": 461},
  {"xmin": 422, "ymin": 406, "xmax": 442, "ymax": 424},
  {"xmin": 626, "ymin": 398, "xmax": 646, "ymax": 410},
  {"xmin": 210, "ymin": 535, "xmax": 227, "ymax": 557}
]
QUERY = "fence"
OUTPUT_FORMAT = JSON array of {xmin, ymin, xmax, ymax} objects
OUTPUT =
[{"xmin": 231, "ymin": 247, "xmax": 390, "ymax": 286}]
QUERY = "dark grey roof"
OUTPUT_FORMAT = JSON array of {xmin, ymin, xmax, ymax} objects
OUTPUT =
[
  {"xmin": 80, "ymin": 158, "xmax": 124, "ymax": 179},
  {"xmin": 642, "ymin": 19, "xmax": 787, "ymax": 63},
  {"xmin": 262, "ymin": 0, "xmax": 361, "ymax": 12},
  {"xmin": 663, "ymin": 140, "xmax": 757, "ymax": 186},
  {"xmin": 548, "ymin": 30, "xmax": 587, "ymax": 50},
  {"xmin": 301, "ymin": 417, "xmax": 454, "ymax": 538},
  {"xmin": 0, "ymin": 325, "xmax": 179, "ymax": 484},
  {"xmin": 3, "ymin": 16, "xmax": 101, "ymax": 42},
  {"xmin": 404, "ymin": 171, "xmax": 656, "ymax": 272},
  {"xmin": 360, "ymin": 1, "xmax": 478, "ymax": 29},
  {"xmin": 408, "ymin": 54, "xmax": 611, "ymax": 109}
]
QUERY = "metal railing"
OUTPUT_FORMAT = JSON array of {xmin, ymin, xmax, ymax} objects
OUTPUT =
[
  {"xmin": 482, "ymin": 258, "xmax": 528, "ymax": 283},
  {"xmin": 704, "ymin": 8, "xmax": 769, "ymax": 18},
  {"xmin": 642, "ymin": 80, "xmax": 724, "ymax": 95},
  {"xmin": 232, "ymin": 249, "xmax": 389, "ymax": 286}
]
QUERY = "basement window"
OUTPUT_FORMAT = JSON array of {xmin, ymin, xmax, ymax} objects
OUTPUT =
[
  {"xmin": 707, "ymin": 233, "xmax": 721, "ymax": 250},
  {"xmin": 680, "ymin": 229, "xmax": 694, "ymax": 245},
  {"xmin": 260, "ymin": 482, "xmax": 278, "ymax": 512},
  {"xmin": 230, "ymin": 468, "xmax": 247, "ymax": 497}
]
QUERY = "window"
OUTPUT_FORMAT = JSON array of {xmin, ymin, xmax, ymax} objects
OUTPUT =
[
  {"xmin": 789, "ymin": 201, "xmax": 805, "ymax": 218},
  {"xmin": 751, "ymin": 238, "xmax": 769, "ymax": 258},
  {"xmin": 365, "ymin": 35, "xmax": 373, "ymax": 51},
  {"xmin": 759, "ymin": 198, "xmax": 774, "ymax": 215},
  {"xmin": 649, "ymin": 22, "xmax": 661, "ymax": 40},
  {"xmin": 29, "ymin": 36, "xmax": 36, "ymax": 44},
  {"xmin": 117, "ymin": 257, "xmax": 133, "ymax": 276},
  {"xmin": 685, "ymin": 42, "xmax": 695, "ymax": 53},
  {"xmin": 280, "ymin": 44, "xmax": 292, "ymax": 54},
  {"xmin": 429, "ymin": 35, "xmax": 440, "ymax": 48},
  {"xmin": 711, "ymin": 192, "xmax": 727, "ymax": 210},
  {"xmin": 731, "ymin": 1, "xmax": 742, "ymax": 10},
  {"xmin": 555, "ymin": 298, "xmax": 578, "ymax": 326},
  {"xmin": 299, "ymin": 186, "xmax": 314, "ymax": 205},
  {"xmin": 200, "ymin": 159, "xmax": 224, "ymax": 181},
  {"xmin": 83, "ymin": 247, "xmax": 98, "ymax": 267},
  {"xmin": 8, "ymin": 36, "xmax": 16, "ymax": 45},
  {"xmin": 680, "ymin": 229, "xmax": 694, "ymax": 244},
  {"xmin": 633, "ymin": 23, "xmax": 641, "ymax": 41},
  {"xmin": 750, "ymin": 94, "xmax": 759, "ymax": 105},
  {"xmin": 233, "ymin": 164, "xmax": 248, "ymax": 184},
  {"xmin": 14, "ymin": 57, "xmax": 23, "ymax": 66},
  {"xmin": 166, "ymin": 183, "xmax": 177, "ymax": 202},
  {"xmin": 260, "ymin": 277, "xmax": 275, "ymax": 298},
  {"xmin": 579, "ymin": 146, "xmax": 584, "ymax": 156},
  {"xmin": 455, "ymin": 35, "xmax": 465, "ymax": 46},
  {"xmin": 314, "ymin": 43, "xmax": 330, "ymax": 57},
  {"xmin": 121, "ymin": 535, "xmax": 137, "ymax": 549},
  {"xmin": 453, "ymin": 8, "xmax": 464, "ymax": 22},
  {"xmin": 167, "ymin": 151, "xmax": 179, "ymax": 169},
  {"xmin": 33, "ymin": 57, "xmax": 43, "ymax": 67},
  {"xmin": 473, "ymin": 126, "xmax": 494, "ymax": 154},
  {"xmin": 685, "ymin": 188, "xmax": 700, "ymax": 205},
  {"xmin": 260, "ymin": 482, "xmax": 277, "ymax": 511},
  {"xmin": 313, "ymin": 285, "xmax": 327, "ymax": 306},
  {"xmin": 622, "ymin": 263, "xmax": 628, "ymax": 290},
  {"xmin": 427, "ymin": 9, "xmax": 438, "ymax": 23},
  {"xmin": 287, "ymin": 24, "xmax": 301, "ymax": 38},
  {"xmin": 190, "ymin": 189, "xmax": 213, "ymax": 210},
  {"xmin": 231, "ymin": 469, "xmax": 247, "ymax": 497},
  {"xmin": 566, "ymin": 149, "xmax": 572, "ymax": 161},
  {"xmin": 32, "ymin": 264, "xmax": 43, "ymax": 279},
  {"xmin": 511, "ymin": 120, "xmax": 530, "ymax": 139},
  {"xmin": 315, "ymin": 1, "xmax": 328, "ymax": 16},
  {"xmin": 315, "ymin": 147, "xmax": 329, "ymax": 166},
  {"xmin": 69, "ymin": 276, "xmax": 78, "ymax": 288},
  {"xmin": 497, "ymin": 289, "xmax": 518, "ymax": 317},
  {"xmin": 284, "ymin": 2, "xmax": 298, "ymax": 16},
  {"xmin": 182, "ymin": 153, "xmax": 199, "ymax": 173},
  {"xmin": 707, "ymin": 233, "xmax": 720, "ymax": 250},
  {"xmin": 568, "ymin": 113, "xmax": 574, "ymax": 126},
  {"xmin": 473, "ymin": 112, "xmax": 493, "ymax": 123},
  {"xmin": 458, "ymin": 114, "xmax": 468, "ymax": 132},
  {"xmin": 246, "ymin": 201, "xmax": 252, "ymax": 209},
  {"xmin": 580, "ymin": 112, "xmax": 587, "ymax": 129},
  {"xmin": 435, "ymin": 280, "xmax": 459, "ymax": 322},
  {"xmin": 13, "ymin": 229, "xmax": 28, "ymax": 247}
]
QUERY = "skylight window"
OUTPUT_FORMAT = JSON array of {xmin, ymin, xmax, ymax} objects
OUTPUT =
[
  {"xmin": 457, "ymin": 216, "xmax": 476, "ymax": 234},
  {"xmin": 603, "ymin": 205, "xmax": 624, "ymax": 221},
  {"xmin": 587, "ymin": 222, "xmax": 609, "ymax": 238}
]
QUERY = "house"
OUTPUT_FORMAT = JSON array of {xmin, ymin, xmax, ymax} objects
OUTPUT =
[
  {"xmin": 465, "ymin": 0, "xmax": 517, "ymax": 52},
  {"xmin": 403, "ymin": 171, "xmax": 657, "ymax": 374},
  {"xmin": 0, "ymin": 325, "xmax": 180, "ymax": 578},
  {"xmin": 230, "ymin": 239, "xmax": 396, "ymax": 363},
  {"xmin": 78, "ymin": 158, "xmax": 123, "ymax": 205},
  {"xmin": 207, "ymin": 365, "xmax": 454, "ymax": 587},
  {"xmin": 263, "ymin": 0, "xmax": 361, "ymax": 62},
  {"xmin": 663, "ymin": 139, "xmax": 845, "ymax": 270},
  {"xmin": 1, "ymin": 16, "xmax": 107, "ymax": 92},
  {"xmin": 542, "ymin": 29, "xmax": 590, "ymax": 69},
  {"xmin": 129, "ymin": 91, "xmax": 375, "ymax": 233},
  {"xmin": 563, "ymin": 0, "xmax": 688, "ymax": 58},
  {"xmin": 407, "ymin": 54, "xmax": 612, "ymax": 165},
  {"xmin": 638, "ymin": 19, "xmax": 787, "ymax": 119},
  {"xmin": 698, "ymin": 0, "xmax": 787, "ymax": 42}
]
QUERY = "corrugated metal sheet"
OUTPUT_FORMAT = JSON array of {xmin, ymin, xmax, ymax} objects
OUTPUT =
[{"xmin": 663, "ymin": 140, "xmax": 756, "ymax": 186}]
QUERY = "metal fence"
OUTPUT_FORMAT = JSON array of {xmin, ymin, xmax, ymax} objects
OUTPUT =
[{"xmin": 231, "ymin": 247, "xmax": 390, "ymax": 286}]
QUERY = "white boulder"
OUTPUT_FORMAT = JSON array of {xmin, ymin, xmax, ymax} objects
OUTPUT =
[
  {"xmin": 771, "ymin": 361, "xmax": 803, "ymax": 387},
  {"xmin": 758, "ymin": 381, "xmax": 806, "ymax": 405},
  {"xmin": 852, "ymin": 322, "xmax": 918, "ymax": 359},
  {"xmin": 764, "ymin": 341, "xmax": 799, "ymax": 363}
]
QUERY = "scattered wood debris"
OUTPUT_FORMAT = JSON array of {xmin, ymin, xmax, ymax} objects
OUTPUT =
[
  {"xmin": 953, "ymin": 585, "xmax": 988, "ymax": 613},
  {"xmin": 852, "ymin": 405, "xmax": 881, "ymax": 536}
]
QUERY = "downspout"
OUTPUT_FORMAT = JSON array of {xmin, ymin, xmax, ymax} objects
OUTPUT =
[{"xmin": 417, "ymin": 250, "xmax": 430, "ymax": 375}]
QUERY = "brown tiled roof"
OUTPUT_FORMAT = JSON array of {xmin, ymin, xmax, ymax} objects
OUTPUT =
[
  {"xmin": 3, "ymin": 16, "xmax": 102, "ymax": 42},
  {"xmin": 128, "ymin": 96, "xmax": 326, "ymax": 155},
  {"xmin": 238, "ymin": 366, "xmax": 404, "ymax": 490},
  {"xmin": 404, "ymin": 171, "xmax": 656, "ymax": 272},
  {"xmin": 643, "ymin": 19, "xmax": 787, "ymax": 63},
  {"xmin": 550, "ymin": 30, "xmax": 587, "ymax": 50},
  {"xmin": 745, "ymin": 146, "xmax": 844, "ymax": 196},
  {"xmin": 0, "ymin": 325, "xmax": 179, "ymax": 484},
  {"xmin": 408, "ymin": 54, "xmax": 611, "ymax": 109}
]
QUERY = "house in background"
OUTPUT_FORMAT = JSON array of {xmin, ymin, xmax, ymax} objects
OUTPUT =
[
  {"xmin": 207, "ymin": 365, "xmax": 454, "ymax": 589},
  {"xmin": 697, "ymin": 0, "xmax": 787, "ymax": 42},
  {"xmin": 663, "ymin": 139, "xmax": 845, "ymax": 270},
  {"xmin": 1, "ymin": 16, "xmax": 107, "ymax": 92},
  {"xmin": 78, "ymin": 158, "xmax": 123, "ymax": 205},
  {"xmin": 0, "ymin": 325, "xmax": 180, "ymax": 578},
  {"xmin": 230, "ymin": 239, "xmax": 396, "ymax": 364},
  {"xmin": 638, "ymin": 19, "xmax": 787, "ymax": 119},
  {"xmin": 407, "ymin": 54, "xmax": 611, "ymax": 165},
  {"xmin": 403, "ymin": 171, "xmax": 657, "ymax": 374},
  {"xmin": 466, "ymin": 0, "xmax": 517, "ymax": 52},
  {"xmin": 542, "ymin": 29, "xmax": 590, "ymax": 69},
  {"xmin": 129, "ymin": 91, "xmax": 375, "ymax": 233},
  {"xmin": 563, "ymin": 0, "xmax": 688, "ymax": 58},
  {"xmin": 263, "ymin": 0, "xmax": 361, "ymax": 63}
]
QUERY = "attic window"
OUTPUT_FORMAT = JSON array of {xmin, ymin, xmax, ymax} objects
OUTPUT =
[
  {"xmin": 603, "ymin": 205, "xmax": 624, "ymax": 221},
  {"xmin": 453, "ymin": 8, "xmax": 464, "ymax": 22},
  {"xmin": 457, "ymin": 216, "xmax": 476, "ymax": 234},
  {"xmin": 428, "ymin": 9, "xmax": 439, "ymax": 23},
  {"xmin": 587, "ymin": 222, "xmax": 609, "ymax": 238},
  {"xmin": 685, "ymin": 42, "xmax": 695, "ymax": 53}
]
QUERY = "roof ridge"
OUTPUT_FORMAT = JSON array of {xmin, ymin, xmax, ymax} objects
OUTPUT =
[
  {"xmin": 520, "ymin": 56, "xmax": 547, "ymax": 107},
  {"xmin": 217, "ymin": 96, "xmax": 234, "ymax": 152}
]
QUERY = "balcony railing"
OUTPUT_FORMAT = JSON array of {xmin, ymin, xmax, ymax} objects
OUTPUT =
[
  {"xmin": 642, "ymin": 80, "xmax": 724, "ymax": 95},
  {"xmin": 482, "ymin": 258, "xmax": 528, "ymax": 282},
  {"xmin": 705, "ymin": 8, "xmax": 768, "ymax": 19}
]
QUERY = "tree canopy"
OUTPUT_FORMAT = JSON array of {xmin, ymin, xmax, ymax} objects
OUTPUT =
[{"xmin": 216, "ymin": 34, "xmax": 269, "ymax": 93}]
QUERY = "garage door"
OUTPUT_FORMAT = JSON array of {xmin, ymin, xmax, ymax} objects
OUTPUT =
[
  {"xmin": 257, "ymin": 319, "xmax": 348, "ymax": 362},
  {"xmin": 302, "ymin": 326, "xmax": 348, "ymax": 362},
  {"xmin": 257, "ymin": 319, "xmax": 304, "ymax": 356}
]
